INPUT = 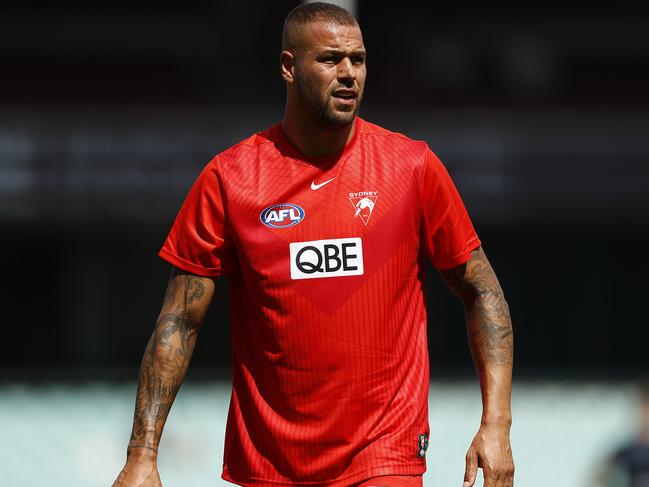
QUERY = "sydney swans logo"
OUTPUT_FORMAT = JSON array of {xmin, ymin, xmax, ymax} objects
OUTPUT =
[{"xmin": 349, "ymin": 191, "xmax": 378, "ymax": 226}]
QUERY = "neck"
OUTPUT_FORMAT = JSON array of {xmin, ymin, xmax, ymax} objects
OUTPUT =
[{"xmin": 281, "ymin": 100, "xmax": 356, "ymax": 158}]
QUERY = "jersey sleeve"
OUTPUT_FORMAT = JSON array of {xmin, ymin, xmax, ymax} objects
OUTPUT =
[
  {"xmin": 158, "ymin": 157, "xmax": 236, "ymax": 277},
  {"xmin": 420, "ymin": 148, "xmax": 481, "ymax": 270}
]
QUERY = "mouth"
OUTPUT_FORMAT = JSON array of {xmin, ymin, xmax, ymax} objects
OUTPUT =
[{"xmin": 331, "ymin": 89, "xmax": 358, "ymax": 106}]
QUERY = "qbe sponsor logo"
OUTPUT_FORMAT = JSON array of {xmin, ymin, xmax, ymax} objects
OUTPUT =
[
  {"xmin": 289, "ymin": 237, "xmax": 364, "ymax": 280},
  {"xmin": 260, "ymin": 203, "xmax": 305, "ymax": 228}
]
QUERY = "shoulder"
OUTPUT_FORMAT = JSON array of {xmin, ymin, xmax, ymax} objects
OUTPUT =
[
  {"xmin": 205, "ymin": 124, "xmax": 280, "ymax": 171},
  {"xmin": 358, "ymin": 117, "xmax": 429, "ymax": 153},
  {"xmin": 357, "ymin": 118, "xmax": 431, "ymax": 173},
  {"xmin": 358, "ymin": 118, "xmax": 434, "ymax": 181},
  {"xmin": 358, "ymin": 119, "xmax": 456, "ymax": 193}
]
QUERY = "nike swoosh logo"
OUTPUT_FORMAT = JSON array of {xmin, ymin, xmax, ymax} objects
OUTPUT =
[{"xmin": 311, "ymin": 177, "xmax": 336, "ymax": 190}]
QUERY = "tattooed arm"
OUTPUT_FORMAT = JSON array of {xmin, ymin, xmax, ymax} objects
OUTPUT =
[
  {"xmin": 440, "ymin": 246, "xmax": 515, "ymax": 487},
  {"xmin": 112, "ymin": 266, "xmax": 215, "ymax": 487}
]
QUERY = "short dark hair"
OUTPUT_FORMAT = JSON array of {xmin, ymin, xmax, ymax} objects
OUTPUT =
[{"xmin": 282, "ymin": 2, "xmax": 358, "ymax": 51}]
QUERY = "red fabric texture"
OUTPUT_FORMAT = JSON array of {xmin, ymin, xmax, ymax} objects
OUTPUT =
[
  {"xmin": 354, "ymin": 474, "xmax": 423, "ymax": 486},
  {"xmin": 159, "ymin": 117, "xmax": 480, "ymax": 486}
]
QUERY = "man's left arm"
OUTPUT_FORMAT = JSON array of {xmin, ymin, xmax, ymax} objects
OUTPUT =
[{"xmin": 441, "ymin": 245, "xmax": 515, "ymax": 487}]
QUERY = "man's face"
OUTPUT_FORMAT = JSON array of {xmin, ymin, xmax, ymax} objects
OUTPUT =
[{"xmin": 291, "ymin": 21, "xmax": 366, "ymax": 127}]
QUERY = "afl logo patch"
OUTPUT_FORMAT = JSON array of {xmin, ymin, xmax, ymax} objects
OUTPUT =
[{"xmin": 260, "ymin": 203, "xmax": 305, "ymax": 228}]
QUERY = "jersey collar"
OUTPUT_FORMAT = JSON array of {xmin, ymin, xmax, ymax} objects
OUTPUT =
[{"xmin": 274, "ymin": 117, "xmax": 362, "ymax": 167}]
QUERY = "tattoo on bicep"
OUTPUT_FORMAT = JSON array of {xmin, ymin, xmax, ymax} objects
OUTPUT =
[
  {"xmin": 184, "ymin": 275, "xmax": 206, "ymax": 305},
  {"xmin": 165, "ymin": 268, "xmax": 207, "ymax": 308}
]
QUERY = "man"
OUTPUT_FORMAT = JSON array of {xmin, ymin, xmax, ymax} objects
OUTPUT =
[{"xmin": 112, "ymin": 3, "xmax": 514, "ymax": 486}]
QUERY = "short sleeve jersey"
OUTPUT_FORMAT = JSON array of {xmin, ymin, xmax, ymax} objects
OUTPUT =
[{"xmin": 159, "ymin": 117, "xmax": 481, "ymax": 486}]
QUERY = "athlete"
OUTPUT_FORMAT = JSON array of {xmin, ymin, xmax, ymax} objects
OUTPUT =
[{"xmin": 112, "ymin": 3, "xmax": 514, "ymax": 487}]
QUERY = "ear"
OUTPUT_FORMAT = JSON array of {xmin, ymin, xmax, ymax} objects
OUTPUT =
[{"xmin": 280, "ymin": 50, "xmax": 296, "ymax": 84}]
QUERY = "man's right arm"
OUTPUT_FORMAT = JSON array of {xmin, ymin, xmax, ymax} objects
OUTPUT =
[{"xmin": 112, "ymin": 266, "xmax": 215, "ymax": 487}]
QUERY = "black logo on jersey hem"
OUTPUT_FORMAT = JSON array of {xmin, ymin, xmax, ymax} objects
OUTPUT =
[{"xmin": 418, "ymin": 433, "xmax": 429, "ymax": 458}]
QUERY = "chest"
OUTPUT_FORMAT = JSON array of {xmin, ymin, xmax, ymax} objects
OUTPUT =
[{"xmin": 222, "ymin": 151, "xmax": 422, "ymax": 282}]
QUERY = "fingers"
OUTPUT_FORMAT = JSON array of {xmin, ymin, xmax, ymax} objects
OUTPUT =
[{"xmin": 463, "ymin": 447, "xmax": 478, "ymax": 487}]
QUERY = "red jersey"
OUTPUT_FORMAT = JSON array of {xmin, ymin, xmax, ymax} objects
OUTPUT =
[{"xmin": 159, "ymin": 117, "xmax": 480, "ymax": 486}]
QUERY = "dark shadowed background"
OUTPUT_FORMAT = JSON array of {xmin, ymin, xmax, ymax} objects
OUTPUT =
[{"xmin": 2, "ymin": 3, "xmax": 648, "ymax": 377}]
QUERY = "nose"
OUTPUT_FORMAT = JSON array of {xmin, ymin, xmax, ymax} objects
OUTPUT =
[{"xmin": 337, "ymin": 57, "xmax": 356, "ymax": 84}]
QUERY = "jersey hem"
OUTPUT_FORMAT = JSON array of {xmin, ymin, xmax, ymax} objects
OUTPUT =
[
  {"xmin": 221, "ymin": 463, "xmax": 427, "ymax": 487},
  {"xmin": 158, "ymin": 247, "xmax": 222, "ymax": 277}
]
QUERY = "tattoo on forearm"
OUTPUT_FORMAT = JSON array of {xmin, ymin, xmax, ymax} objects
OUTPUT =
[
  {"xmin": 442, "ymin": 247, "xmax": 513, "ymax": 366},
  {"xmin": 128, "ymin": 270, "xmax": 210, "ymax": 452},
  {"xmin": 128, "ymin": 444, "xmax": 158, "ymax": 454}
]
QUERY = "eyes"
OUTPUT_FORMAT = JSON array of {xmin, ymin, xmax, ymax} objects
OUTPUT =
[{"xmin": 319, "ymin": 53, "xmax": 366, "ymax": 66}]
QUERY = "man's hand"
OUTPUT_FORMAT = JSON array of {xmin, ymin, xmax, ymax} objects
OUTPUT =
[
  {"xmin": 463, "ymin": 423, "xmax": 514, "ymax": 487},
  {"xmin": 112, "ymin": 449, "xmax": 162, "ymax": 487}
]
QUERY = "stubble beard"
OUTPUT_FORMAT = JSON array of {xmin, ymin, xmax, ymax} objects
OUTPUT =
[{"xmin": 295, "ymin": 68, "xmax": 362, "ymax": 127}]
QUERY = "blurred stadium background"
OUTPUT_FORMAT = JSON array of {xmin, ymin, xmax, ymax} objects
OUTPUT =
[{"xmin": 1, "ymin": 1, "xmax": 648, "ymax": 486}]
